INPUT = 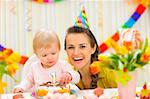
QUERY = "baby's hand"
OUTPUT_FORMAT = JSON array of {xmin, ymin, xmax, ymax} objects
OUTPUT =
[
  {"xmin": 13, "ymin": 94, "xmax": 24, "ymax": 99},
  {"xmin": 12, "ymin": 88, "xmax": 24, "ymax": 93},
  {"xmin": 59, "ymin": 72, "xmax": 72, "ymax": 85},
  {"xmin": 94, "ymin": 87, "xmax": 104, "ymax": 97}
]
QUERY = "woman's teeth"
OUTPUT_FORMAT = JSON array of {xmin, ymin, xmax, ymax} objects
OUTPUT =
[{"xmin": 74, "ymin": 58, "xmax": 83, "ymax": 61}]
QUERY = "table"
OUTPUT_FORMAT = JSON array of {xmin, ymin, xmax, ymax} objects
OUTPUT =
[
  {"xmin": 0, "ymin": 87, "xmax": 142, "ymax": 99},
  {"xmin": 78, "ymin": 87, "xmax": 142, "ymax": 99}
]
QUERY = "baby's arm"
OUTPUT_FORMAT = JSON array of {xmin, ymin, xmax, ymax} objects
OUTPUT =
[
  {"xmin": 62, "ymin": 62, "xmax": 80, "ymax": 84},
  {"xmin": 12, "ymin": 64, "xmax": 35, "ymax": 93}
]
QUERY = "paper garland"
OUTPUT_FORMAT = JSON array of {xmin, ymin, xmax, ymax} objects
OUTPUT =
[
  {"xmin": 32, "ymin": 0, "xmax": 63, "ymax": 3},
  {"xmin": 99, "ymin": 3, "xmax": 149, "ymax": 53},
  {"xmin": 0, "ymin": 44, "xmax": 28, "ymax": 64},
  {"xmin": 24, "ymin": 1, "xmax": 32, "ymax": 32},
  {"xmin": 122, "ymin": 4, "xmax": 146, "ymax": 28},
  {"xmin": 9, "ymin": 1, "xmax": 16, "ymax": 15}
]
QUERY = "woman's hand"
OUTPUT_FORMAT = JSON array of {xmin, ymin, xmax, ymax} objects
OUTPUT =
[
  {"xmin": 59, "ymin": 72, "xmax": 72, "ymax": 85},
  {"xmin": 12, "ymin": 88, "xmax": 24, "ymax": 93}
]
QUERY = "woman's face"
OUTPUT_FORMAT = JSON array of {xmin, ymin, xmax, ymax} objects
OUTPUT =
[{"xmin": 65, "ymin": 33, "xmax": 96, "ymax": 69}]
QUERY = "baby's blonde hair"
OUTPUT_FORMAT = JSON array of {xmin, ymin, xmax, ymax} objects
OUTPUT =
[{"xmin": 33, "ymin": 29, "xmax": 60, "ymax": 53}]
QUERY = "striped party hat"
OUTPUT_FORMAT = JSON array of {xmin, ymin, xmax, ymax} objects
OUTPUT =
[{"xmin": 75, "ymin": 6, "xmax": 89, "ymax": 28}]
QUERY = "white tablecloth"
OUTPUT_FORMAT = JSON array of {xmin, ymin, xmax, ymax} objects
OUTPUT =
[
  {"xmin": 77, "ymin": 87, "xmax": 142, "ymax": 99},
  {"xmin": 0, "ymin": 87, "xmax": 142, "ymax": 99}
]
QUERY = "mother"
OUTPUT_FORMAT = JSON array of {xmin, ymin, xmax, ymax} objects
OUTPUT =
[{"xmin": 64, "ymin": 26, "xmax": 117, "ymax": 89}]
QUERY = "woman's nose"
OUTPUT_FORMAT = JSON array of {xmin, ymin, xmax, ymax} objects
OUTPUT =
[{"xmin": 73, "ymin": 48, "xmax": 80, "ymax": 55}]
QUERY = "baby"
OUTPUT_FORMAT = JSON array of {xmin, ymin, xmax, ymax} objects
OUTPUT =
[{"xmin": 13, "ymin": 29, "xmax": 80, "ymax": 93}]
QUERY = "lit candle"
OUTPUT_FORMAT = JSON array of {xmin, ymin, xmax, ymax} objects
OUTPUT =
[{"xmin": 51, "ymin": 72, "xmax": 56, "ymax": 85}]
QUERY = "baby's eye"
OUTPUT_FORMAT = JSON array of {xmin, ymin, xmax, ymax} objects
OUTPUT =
[
  {"xmin": 51, "ymin": 53, "xmax": 56, "ymax": 55},
  {"xmin": 42, "ymin": 54, "xmax": 47, "ymax": 57}
]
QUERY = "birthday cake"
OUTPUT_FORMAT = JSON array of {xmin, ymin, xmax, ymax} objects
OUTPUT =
[
  {"xmin": 36, "ymin": 82, "xmax": 79, "ymax": 98},
  {"xmin": 12, "ymin": 84, "xmax": 76, "ymax": 99}
]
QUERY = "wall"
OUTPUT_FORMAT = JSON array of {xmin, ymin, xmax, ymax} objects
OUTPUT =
[{"xmin": 0, "ymin": 0, "xmax": 149, "ymax": 93}]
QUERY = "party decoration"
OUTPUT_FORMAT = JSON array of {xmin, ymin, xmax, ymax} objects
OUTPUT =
[
  {"xmin": 140, "ymin": 0, "xmax": 150, "ymax": 7},
  {"xmin": 120, "ymin": 29, "xmax": 143, "ymax": 50},
  {"xmin": 115, "ymin": 70, "xmax": 132, "ymax": 86},
  {"xmin": 74, "ymin": 6, "xmax": 89, "ymax": 29},
  {"xmin": 9, "ymin": 1, "xmax": 16, "ymax": 14},
  {"xmin": 90, "ymin": 29, "xmax": 150, "ymax": 85},
  {"xmin": 0, "ymin": 44, "xmax": 28, "ymax": 94},
  {"xmin": 99, "ymin": 2, "xmax": 149, "ymax": 53},
  {"xmin": 90, "ymin": 61, "xmax": 101, "ymax": 75},
  {"xmin": 0, "ymin": 45, "xmax": 28, "ymax": 64},
  {"xmin": 122, "ymin": 4, "xmax": 146, "ymax": 28},
  {"xmin": 32, "ymin": 0, "xmax": 63, "ymax": 4},
  {"xmin": 136, "ymin": 83, "xmax": 150, "ymax": 98},
  {"xmin": 24, "ymin": 1, "xmax": 32, "ymax": 32},
  {"xmin": 0, "ymin": 80, "xmax": 7, "ymax": 94},
  {"xmin": 129, "ymin": 0, "xmax": 150, "ymax": 6}
]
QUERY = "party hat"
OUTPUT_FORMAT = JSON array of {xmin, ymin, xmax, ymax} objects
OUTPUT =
[{"xmin": 75, "ymin": 6, "xmax": 89, "ymax": 28}]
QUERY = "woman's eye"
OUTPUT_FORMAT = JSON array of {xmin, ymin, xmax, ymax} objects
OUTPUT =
[
  {"xmin": 80, "ymin": 45, "xmax": 86, "ymax": 48},
  {"xmin": 67, "ymin": 46, "xmax": 74, "ymax": 49}
]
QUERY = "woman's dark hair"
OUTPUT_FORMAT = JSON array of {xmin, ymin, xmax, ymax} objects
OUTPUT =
[{"xmin": 64, "ymin": 26, "xmax": 99, "ymax": 63}]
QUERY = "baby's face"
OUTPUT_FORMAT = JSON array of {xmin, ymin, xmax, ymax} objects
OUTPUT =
[{"xmin": 36, "ymin": 43, "xmax": 60, "ymax": 68}]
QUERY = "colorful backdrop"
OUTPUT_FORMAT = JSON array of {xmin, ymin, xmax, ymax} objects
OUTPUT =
[{"xmin": 0, "ymin": 0, "xmax": 150, "ymax": 93}]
